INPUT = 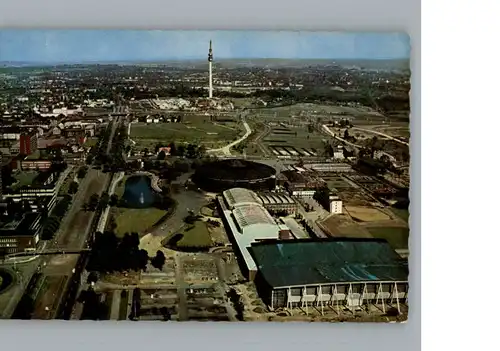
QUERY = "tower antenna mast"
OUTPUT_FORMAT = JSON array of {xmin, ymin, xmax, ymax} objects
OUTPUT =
[{"xmin": 208, "ymin": 40, "xmax": 213, "ymax": 99}]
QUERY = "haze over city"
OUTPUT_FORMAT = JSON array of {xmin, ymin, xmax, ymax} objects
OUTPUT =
[{"xmin": 0, "ymin": 30, "xmax": 410, "ymax": 64}]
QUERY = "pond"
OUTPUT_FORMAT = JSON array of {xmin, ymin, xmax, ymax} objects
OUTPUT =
[{"xmin": 122, "ymin": 175, "xmax": 159, "ymax": 208}]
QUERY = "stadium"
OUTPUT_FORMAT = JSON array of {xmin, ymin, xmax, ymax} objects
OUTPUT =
[{"xmin": 193, "ymin": 159, "xmax": 277, "ymax": 192}]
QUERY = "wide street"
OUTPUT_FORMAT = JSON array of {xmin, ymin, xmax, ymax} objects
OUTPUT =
[{"xmin": 28, "ymin": 114, "xmax": 121, "ymax": 319}]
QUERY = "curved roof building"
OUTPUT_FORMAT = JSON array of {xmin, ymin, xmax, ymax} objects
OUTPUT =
[
  {"xmin": 193, "ymin": 159, "xmax": 276, "ymax": 192},
  {"xmin": 218, "ymin": 188, "xmax": 281, "ymax": 278}
]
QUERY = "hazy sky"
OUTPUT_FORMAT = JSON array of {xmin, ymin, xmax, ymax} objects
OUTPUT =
[{"xmin": 0, "ymin": 30, "xmax": 410, "ymax": 63}]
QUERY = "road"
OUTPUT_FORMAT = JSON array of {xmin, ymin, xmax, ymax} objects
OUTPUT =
[
  {"xmin": 106, "ymin": 115, "xmax": 122, "ymax": 155},
  {"xmin": 351, "ymin": 127, "xmax": 409, "ymax": 146},
  {"xmin": 254, "ymin": 123, "xmax": 272, "ymax": 156},
  {"xmin": 322, "ymin": 124, "xmax": 361, "ymax": 149},
  {"xmin": 96, "ymin": 171, "xmax": 124, "ymax": 233},
  {"xmin": 207, "ymin": 117, "xmax": 252, "ymax": 156},
  {"xmin": 296, "ymin": 200, "xmax": 328, "ymax": 239},
  {"xmin": 174, "ymin": 253, "xmax": 188, "ymax": 321},
  {"xmin": 28, "ymin": 114, "xmax": 121, "ymax": 319}
]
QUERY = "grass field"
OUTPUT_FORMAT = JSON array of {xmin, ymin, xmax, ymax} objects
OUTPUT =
[
  {"xmin": 366, "ymin": 226, "xmax": 410, "ymax": 250},
  {"xmin": 250, "ymin": 103, "xmax": 378, "ymax": 119},
  {"xmin": 113, "ymin": 207, "xmax": 168, "ymax": 237},
  {"xmin": 167, "ymin": 221, "xmax": 213, "ymax": 248},
  {"xmin": 391, "ymin": 208, "xmax": 410, "ymax": 222},
  {"xmin": 130, "ymin": 120, "xmax": 243, "ymax": 149},
  {"xmin": 262, "ymin": 126, "xmax": 326, "ymax": 154}
]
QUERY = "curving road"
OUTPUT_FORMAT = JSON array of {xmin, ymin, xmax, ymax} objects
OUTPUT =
[{"xmin": 207, "ymin": 119, "xmax": 252, "ymax": 156}]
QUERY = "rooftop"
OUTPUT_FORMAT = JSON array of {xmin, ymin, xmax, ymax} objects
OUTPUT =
[
  {"xmin": 11, "ymin": 171, "xmax": 39, "ymax": 190},
  {"xmin": 232, "ymin": 203, "xmax": 277, "ymax": 229},
  {"xmin": 0, "ymin": 212, "xmax": 41, "ymax": 237},
  {"xmin": 258, "ymin": 192, "xmax": 295, "ymax": 205},
  {"xmin": 223, "ymin": 187, "xmax": 261, "ymax": 209},
  {"xmin": 249, "ymin": 238, "xmax": 409, "ymax": 288}
]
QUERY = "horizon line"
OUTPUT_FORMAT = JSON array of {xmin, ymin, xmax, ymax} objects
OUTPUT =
[{"xmin": 0, "ymin": 57, "xmax": 410, "ymax": 66}]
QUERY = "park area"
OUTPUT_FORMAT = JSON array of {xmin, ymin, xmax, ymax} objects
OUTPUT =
[
  {"xmin": 130, "ymin": 114, "xmax": 244, "ymax": 150},
  {"xmin": 162, "ymin": 219, "xmax": 225, "ymax": 250},
  {"xmin": 111, "ymin": 207, "xmax": 169, "ymax": 237}
]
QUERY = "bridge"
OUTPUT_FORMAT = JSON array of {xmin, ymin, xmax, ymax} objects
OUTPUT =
[{"xmin": 5, "ymin": 248, "xmax": 91, "ymax": 258}]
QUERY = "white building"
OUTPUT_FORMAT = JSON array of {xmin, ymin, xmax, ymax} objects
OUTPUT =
[
  {"xmin": 218, "ymin": 188, "xmax": 282, "ymax": 280},
  {"xmin": 329, "ymin": 195, "xmax": 343, "ymax": 214}
]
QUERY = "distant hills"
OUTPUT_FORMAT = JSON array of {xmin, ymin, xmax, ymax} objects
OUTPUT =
[{"xmin": 0, "ymin": 58, "xmax": 410, "ymax": 70}]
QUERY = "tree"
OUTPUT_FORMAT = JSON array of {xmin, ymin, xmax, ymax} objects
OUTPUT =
[
  {"xmin": 108, "ymin": 215, "xmax": 117, "ymax": 232},
  {"xmin": 77, "ymin": 166, "xmax": 88, "ymax": 179},
  {"xmin": 160, "ymin": 306, "xmax": 171, "ymax": 321},
  {"xmin": 151, "ymin": 250, "xmax": 166, "ymax": 271},
  {"xmin": 87, "ymin": 271, "xmax": 99, "ymax": 284},
  {"xmin": 98, "ymin": 194, "xmax": 110, "ymax": 210},
  {"xmin": 68, "ymin": 181, "xmax": 79, "ymax": 194},
  {"xmin": 87, "ymin": 194, "xmax": 100, "ymax": 211},
  {"xmin": 157, "ymin": 150, "xmax": 166, "ymax": 161},
  {"xmin": 109, "ymin": 194, "xmax": 119, "ymax": 207}
]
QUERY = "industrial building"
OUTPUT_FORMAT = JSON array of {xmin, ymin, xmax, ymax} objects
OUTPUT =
[
  {"xmin": 249, "ymin": 238, "xmax": 409, "ymax": 314},
  {"xmin": 280, "ymin": 168, "xmax": 325, "ymax": 198},
  {"xmin": 256, "ymin": 192, "xmax": 298, "ymax": 214},
  {"xmin": 329, "ymin": 195, "xmax": 343, "ymax": 214},
  {"xmin": 217, "ymin": 188, "xmax": 284, "ymax": 280}
]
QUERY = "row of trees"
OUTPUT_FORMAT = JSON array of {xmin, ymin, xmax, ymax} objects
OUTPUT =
[
  {"xmin": 87, "ymin": 231, "xmax": 167, "ymax": 273},
  {"xmin": 148, "ymin": 142, "xmax": 205, "ymax": 160},
  {"xmin": 41, "ymin": 195, "xmax": 72, "ymax": 240}
]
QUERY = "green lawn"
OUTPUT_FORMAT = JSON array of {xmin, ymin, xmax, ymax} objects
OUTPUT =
[
  {"xmin": 366, "ymin": 226, "xmax": 410, "ymax": 250},
  {"xmin": 170, "ymin": 221, "xmax": 212, "ymax": 248},
  {"xmin": 130, "ymin": 121, "xmax": 242, "ymax": 148},
  {"xmin": 263, "ymin": 126, "xmax": 326, "ymax": 151},
  {"xmin": 113, "ymin": 208, "xmax": 168, "ymax": 237}
]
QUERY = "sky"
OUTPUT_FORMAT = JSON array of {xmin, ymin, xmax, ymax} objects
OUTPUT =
[{"xmin": 0, "ymin": 30, "xmax": 410, "ymax": 63}]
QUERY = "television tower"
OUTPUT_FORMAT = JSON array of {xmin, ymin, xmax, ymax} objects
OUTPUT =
[{"xmin": 208, "ymin": 40, "xmax": 213, "ymax": 99}]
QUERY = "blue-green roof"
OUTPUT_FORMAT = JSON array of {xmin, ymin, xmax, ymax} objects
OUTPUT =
[{"xmin": 249, "ymin": 238, "xmax": 408, "ymax": 288}]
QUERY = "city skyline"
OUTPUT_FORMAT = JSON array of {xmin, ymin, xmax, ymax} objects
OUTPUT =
[{"xmin": 0, "ymin": 30, "xmax": 410, "ymax": 64}]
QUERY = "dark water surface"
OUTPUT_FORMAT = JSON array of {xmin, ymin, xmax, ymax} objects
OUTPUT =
[{"xmin": 122, "ymin": 175, "xmax": 158, "ymax": 208}]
